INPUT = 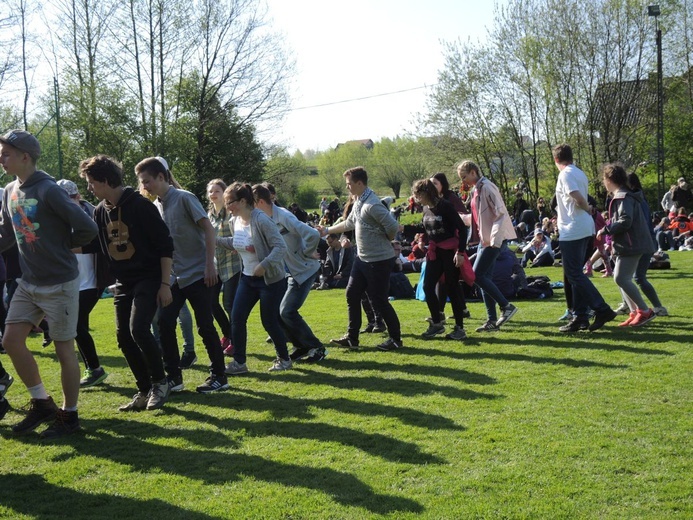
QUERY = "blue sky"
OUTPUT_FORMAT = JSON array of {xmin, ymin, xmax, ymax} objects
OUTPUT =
[{"xmin": 263, "ymin": 0, "xmax": 504, "ymax": 152}]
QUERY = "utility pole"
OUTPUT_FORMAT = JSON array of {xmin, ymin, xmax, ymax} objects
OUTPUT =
[
  {"xmin": 648, "ymin": 5, "xmax": 664, "ymax": 202},
  {"xmin": 54, "ymin": 76, "xmax": 63, "ymax": 179}
]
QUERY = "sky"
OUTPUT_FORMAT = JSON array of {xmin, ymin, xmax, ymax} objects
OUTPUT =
[{"xmin": 263, "ymin": 0, "xmax": 504, "ymax": 153}]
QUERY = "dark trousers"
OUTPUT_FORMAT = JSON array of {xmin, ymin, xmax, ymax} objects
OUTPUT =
[
  {"xmin": 424, "ymin": 249, "xmax": 466, "ymax": 327},
  {"xmin": 345, "ymin": 257, "xmax": 401, "ymax": 341},
  {"xmin": 159, "ymin": 278, "xmax": 225, "ymax": 379},
  {"xmin": 114, "ymin": 279, "xmax": 166, "ymax": 393},
  {"xmin": 76, "ymin": 288, "xmax": 101, "ymax": 369}
]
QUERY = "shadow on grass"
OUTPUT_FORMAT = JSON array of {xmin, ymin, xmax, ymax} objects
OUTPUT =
[
  {"xmin": 531, "ymin": 332, "xmax": 675, "ymax": 355},
  {"xmin": 36, "ymin": 421, "xmax": 425, "ymax": 515},
  {"xmin": 0, "ymin": 473, "xmax": 217, "ymax": 520}
]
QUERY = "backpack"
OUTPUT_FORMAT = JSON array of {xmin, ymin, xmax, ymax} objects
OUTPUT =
[
  {"xmin": 389, "ymin": 272, "xmax": 415, "ymax": 299},
  {"xmin": 516, "ymin": 275, "xmax": 554, "ymax": 299}
]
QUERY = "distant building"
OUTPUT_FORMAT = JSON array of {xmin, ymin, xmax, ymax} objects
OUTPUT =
[{"xmin": 335, "ymin": 138, "xmax": 374, "ymax": 151}]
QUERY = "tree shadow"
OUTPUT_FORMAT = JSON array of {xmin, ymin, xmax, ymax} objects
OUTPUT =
[
  {"xmin": 0, "ymin": 473, "xmax": 218, "ymax": 520},
  {"xmin": 34, "ymin": 421, "xmax": 424, "ymax": 515}
]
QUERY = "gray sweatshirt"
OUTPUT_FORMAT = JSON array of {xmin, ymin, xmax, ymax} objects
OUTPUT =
[
  {"xmin": 0, "ymin": 170, "xmax": 98, "ymax": 285},
  {"xmin": 342, "ymin": 188, "xmax": 399, "ymax": 262}
]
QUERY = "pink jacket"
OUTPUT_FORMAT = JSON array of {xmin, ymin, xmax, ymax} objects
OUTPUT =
[{"xmin": 464, "ymin": 177, "xmax": 516, "ymax": 248}]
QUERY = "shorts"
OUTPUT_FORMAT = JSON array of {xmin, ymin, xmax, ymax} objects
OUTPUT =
[{"xmin": 6, "ymin": 278, "xmax": 80, "ymax": 341}]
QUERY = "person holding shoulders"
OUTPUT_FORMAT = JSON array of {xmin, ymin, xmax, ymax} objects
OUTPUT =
[
  {"xmin": 253, "ymin": 184, "xmax": 327, "ymax": 362},
  {"xmin": 79, "ymin": 155, "xmax": 174, "ymax": 411},
  {"xmin": 0, "ymin": 129, "xmax": 97, "ymax": 438},
  {"xmin": 219, "ymin": 182, "xmax": 292, "ymax": 374},
  {"xmin": 552, "ymin": 144, "xmax": 615, "ymax": 332},
  {"xmin": 456, "ymin": 160, "xmax": 518, "ymax": 332},
  {"xmin": 136, "ymin": 157, "xmax": 228, "ymax": 394},
  {"xmin": 317, "ymin": 167, "xmax": 402, "ymax": 351}
]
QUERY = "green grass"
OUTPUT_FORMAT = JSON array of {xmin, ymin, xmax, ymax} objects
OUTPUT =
[{"xmin": 1, "ymin": 254, "xmax": 691, "ymax": 519}]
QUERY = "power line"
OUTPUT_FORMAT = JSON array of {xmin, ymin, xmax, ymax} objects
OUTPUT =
[{"xmin": 291, "ymin": 84, "xmax": 437, "ymax": 112}]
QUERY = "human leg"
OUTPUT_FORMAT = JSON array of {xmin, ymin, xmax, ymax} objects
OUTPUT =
[
  {"xmin": 364, "ymin": 258, "xmax": 401, "ymax": 343},
  {"xmin": 129, "ymin": 280, "xmax": 167, "ymax": 384},
  {"xmin": 345, "ymin": 258, "xmax": 368, "ymax": 341},
  {"xmin": 280, "ymin": 271, "xmax": 322, "ymax": 350},
  {"xmin": 560, "ymin": 238, "xmax": 610, "ymax": 318},
  {"xmin": 183, "ymin": 279, "xmax": 225, "ymax": 377},
  {"xmin": 423, "ymin": 256, "xmax": 444, "ymax": 321},
  {"xmin": 473, "ymin": 245, "xmax": 506, "ymax": 322},
  {"xmin": 157, "ymin": 283, "xmax": 186, "ymax": 379},
  {"xmin": 634, "ymin": 252, "xmax": 662, "ymax": 308},
  {"xmin": 230, "ymin": 275, "xmax": 260, "ymax": 365},
  {"xmin": 613, "ymin": 255, "xmax": 648, "ymax": 311},
  {"xmin": 75, "ymin": 288, "xmax": 101, "ymax": 370},
  {"xmin": 259, "ymin": 278, "xmax": 290, "ymax": 362},
  {"xmin": 440, "ymin": 249, "xmax": 466, "ymax": 327},
  {"xmin": 211, "ymin": 280, "xmax": 231, "ymax": 339},
  {"xmin": 178, "ymin": 302, "xmax": 195, "ymax": 353}
]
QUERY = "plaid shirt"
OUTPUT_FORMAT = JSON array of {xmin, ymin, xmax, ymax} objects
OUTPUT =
[{"xmin": 209, "ymin": 207, "xmax": 241, "ymax": 282}]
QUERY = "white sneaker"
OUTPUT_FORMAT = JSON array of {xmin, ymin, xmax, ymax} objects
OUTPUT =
[
  {"xmin": 225, "ymin": 360, "xmax": 249, "ymax": 375},
  {"xmin": 613, "ymin": 302, "xmax": 629, "ymax": 316},
  {"xmin": 268, "ymin": 358, "xmax": 292, "ymax": 372}
]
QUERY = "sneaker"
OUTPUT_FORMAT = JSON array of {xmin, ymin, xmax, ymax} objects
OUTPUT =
[
  {"xmin": 613, "ymin": 302, "xmax": 629, "ymax": 316},
  {"xmin": 601, "ymin": 272, "xmax": 612, "ymax": 278},
  {"xmin": 588, "ymin": 308, "xmax": 617, "ymax": 332},
  {"xmin": 12, "ymin": 396, "xmax": 59, "ymax": 435},
  {"xmin": 268, "ymin": 358, "xmax": 292, "ymax": 372},
  {"xmin": 42, "ymin": 337, "xmax": 53, "ymax": 348},
  {"xmin": 119, "ymin": 392, "xmax": 148, "ymax": 412},
  {"xmin": 371, "ymin": 322, "xmax": 387, "ymax": 333},
  {"xmin": 80, "ymin": 367, "xmax": 108, "ymax": 387},
  {"xmin": 196, "ymin": 374, "xmax": 229, "ymax": 393},
  {"xmin": 425, "ymin": 312, "xmax": 447, "ymax": 325},
  {"xmin": 0, "ymin": 372, "xmax": 14, "ymax": 398},
  {"xmin": 630, "ymin": 308, "xmax": 656, "ymax": 327},
  {"xmin": 421, "ymin": 322, "xmax": 445, "ymax": 339},
  {"xmin": 265, "ymin": 336, "xmax": 273, "ymax": 344},
  {"xmin": 653, "ymin": 306, "xmax": 669, "ymax": 317},
  {"xmin": 225, "ymin": 360, "xmax": 249, "ymax": 375},
  {"xmin": 496, "ymin": 304, "xmax": 518, "ymax": 327},
  {"xmin": 146, "ymin": 380, "xmax": 170, "ymax": 410},
  {"xmin": 0, "ymin": 397, "xmax": 9, "ymax": 421},
  {"xmin": 558, "ymin": 309, "xmax": 574, "ymax": 321},
  {"xmin": 619, "ymin": 311, "xmax": 637, "ymax": 327},
  {"xmin": 179, "ymin": 351, "xmax": 197, "ymax": 370},
  {"xmin": 559, "ymin": 318, "xmax": 590, "ymax": 333},
  {"xmin": 303, "ymin": 347, "xmax": 327, "ymax": 363},
  {"xmin": 445, "ymin": 326, "xmax": 467, "ymax": 340},
  {"xmin": 376, "ymin": 338, "xmax": 402, "ymax": 351},
  {"xmin": 289, "ymin": 346, "xmax": 312, "ymax": 361},
  {"xmin": 40, "ymin": 409, "xmax": 81, "ymax": 439},
  {"xmin": 360, "ymin": 323, "xmax": 376, "ymax": 333},
  {"xmin": 167, "ymin": 374, "xmax": 184, "ymax": 392},
  {"xmin": 223, "ymin": 343, "xmax": 235, "ymax": 357},
  {"xmin": 330, "ymin": 335, "xmax": 359, "ymax": 349},
  {"xmin": 462, "ymin": 309, "xmax": 471, "ymax": 319},
  {"xmin": 475, "ymin": 321, "xmax": 500, "ymax": 333}
]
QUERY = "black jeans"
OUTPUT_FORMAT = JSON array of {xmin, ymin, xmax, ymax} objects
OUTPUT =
[
  {"xmin": 114, "ymin": 279, "xmax": 166, "ymax": 393},
  {"xmin": 158, "ymin": 278, "xmax": 225, "ymax": 378},
  {"xmin": 76, "ymin": 288, "xmax": 101, "ymax": 369},
  {"xmin": 345, "ymin": 257, "xmax": 401, "ymax": 341},
  {"xmin": 423, "ymin": 249, "xmax": 466, "ymax": 327}
]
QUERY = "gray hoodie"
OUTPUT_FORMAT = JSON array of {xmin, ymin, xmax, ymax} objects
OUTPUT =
[
  {"xmin": 604, "ymin": 189, "xmax": 655, "ymax": 257},
  {"xmin": 0, "ymin": 170, "xmax": 98, "ymax": 285}
]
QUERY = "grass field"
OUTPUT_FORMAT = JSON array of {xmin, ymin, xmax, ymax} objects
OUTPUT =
[{"xmin": 0, "ymin": 253, "xmax": 691, "ymax": 519}]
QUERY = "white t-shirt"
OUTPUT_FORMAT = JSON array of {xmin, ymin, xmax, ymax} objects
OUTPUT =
[
  {"xmin": 76, "ymin": 253, "xmax": 97, "ymax": 291},
  {"xmin": 555, "ymin": 164, "xmax": 595, "ymax": 241},
  {"xmin": 233, "ymin": 219, "xmax": 260, "ymax": 276}
]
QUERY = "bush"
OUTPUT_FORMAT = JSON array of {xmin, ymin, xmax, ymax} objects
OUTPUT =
[{"xmin": 294, "ymin": 184, "xmax": 318, "ymax": 210}]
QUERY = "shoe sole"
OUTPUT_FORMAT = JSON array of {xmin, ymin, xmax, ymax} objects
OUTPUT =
[
  {"xmin": 225, "ymin": 367, "xmax": 249, "ymax": 375},
  {"xmin": 330, "ymin": 340, "xmax": 359, "ymax": 349},
  {"xmin": 631, "ymin": 315, "xmax": 656, "ymax": 327}
]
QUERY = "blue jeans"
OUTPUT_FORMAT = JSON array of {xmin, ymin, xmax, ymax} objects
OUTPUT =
[
  {"xmin": 280, "ymin": 270, "xmax": 322, "ymax": 350},
  {"xmin": 151, "ymin": 302, "xmax": 195, "ymax": 352},
  {"xmin": 231, "ymin": 274, "xmax": 289, "ymax": 364},
  {"xmin": 559, "ymin": 237, "xmax": 609, "ymax": 319},
  {"xmin": 473, "ymin": 244, "xmax": 509, "ymax": 322}
]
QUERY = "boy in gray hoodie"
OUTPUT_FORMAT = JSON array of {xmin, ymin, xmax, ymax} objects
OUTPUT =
[{"xmin": 0, "ymin": 130, "xmax": 97, "ymax": 438}]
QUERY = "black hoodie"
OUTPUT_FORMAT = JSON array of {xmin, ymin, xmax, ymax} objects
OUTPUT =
[{"xmin": 86, "ymin": 187, "xmax": 173, "ymax": 284}]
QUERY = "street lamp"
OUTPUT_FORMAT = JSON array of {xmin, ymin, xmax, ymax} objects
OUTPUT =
[{"xmin": 648, "ymin": 4, "xmax": 664, "ymax": 202}]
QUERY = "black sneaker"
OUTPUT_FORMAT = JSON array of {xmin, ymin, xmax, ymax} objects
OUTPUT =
[
  {"xmin": 40, "ymin": 409, "xmax": 81, "ymax": 439},
  {"xmin": 196, "ymin": 374, "xmax": 230, "ymax": 394},
  {"xmin": 167, "ymin": 375, "xmax": 184, "ymax": 393},
  {"xmin": 42, "ymin": 337, "xmax": 53, "ymax": 348},
  {"xmin": 475, "ymin": 321, "xmax": 500, "ymax": 333},
  {"xmin": 80, "ymin": 367, "xmax": 108, "ymax": 387},
  {"xmin": 303, "ymin": 347, "xmax": 327, "ymax": 363},
  {"xmin": 330, "ymin": 335, "xmax": 359, "ymax": 349},
  {"xmin": 289, "ymin": 346, "xmax": 312, "ymax": 361},
  {"xmin": 371, "ymin": 322, "xmax": 387, "ymax": 333},
  {"xmin": 12, "ymin": 397, "xmax": 59, "ymax": 435},
  {"xmin": 0, "ymin": 371, "xmax": 13, "ymax": 398},
  {"xmin": 360, "ymin": 323, "xmax": 376, "ymax": 333},
  {"xmin": 589, "ymin": 308, "xmax": 617, "ymax": 332},
  {"xmin": 462, "ymin": 309, "xmax": 471, "ymax": 319},
  {"xmin": 559, "ymin": 318, "xmax": 589, "ymax": 333},
  {"xmin": 496, "ymin": 304, "xmax": 518, "ymax": 327},
  {"xmin": 179, "ymin": 351, "xmax": 197, "ymax": 370},
  {"xmin": 376, "ymin": 338, "xmax": 402, "ymax": 351},
  {"xmin": 0, "ymin": 397, "xmax": 10, "ymax": 421}
]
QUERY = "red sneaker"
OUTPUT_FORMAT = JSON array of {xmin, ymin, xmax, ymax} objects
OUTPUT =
[
  {"xmin": 630, "ymin": 309, "xmax": 656, "ymax": 327},
  {"xmin": 221, "ymin": 337, "xmax": 234, "ymax": 357},
  {"xmin": 619, "ymin": 311, "xmax": 637, "ymax": 327}
]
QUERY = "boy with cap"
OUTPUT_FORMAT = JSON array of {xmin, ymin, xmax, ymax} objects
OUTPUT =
[{"xmin": 0, "ymin": 129, "xmax": 98, "ymax": 438}]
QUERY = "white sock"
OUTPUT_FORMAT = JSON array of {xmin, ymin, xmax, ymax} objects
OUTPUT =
[{"xmin": 27, "ymin": 383, "xmax": 50, "ymax": 400}]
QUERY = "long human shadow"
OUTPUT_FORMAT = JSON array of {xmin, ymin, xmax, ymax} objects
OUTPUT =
[
  {"xmin": 530, "ymin": 332, "xmax": 674, "ymax": 355},
  {"xmin": 301, "ymin": 358, "xmax": 497, "ymax": 385},
  {"xmin": 224, "ymin": 390, "xmax": 464, "ymax": 431},
  {"xmin": 166, "ymin": 405, "xmax": 445, "ymax": 465},
  {"xmin": 393, "ymin": 345, "xmax": 630, "ymax": 368},
  {"xmin": 0, "ymin": 473, "xmax": 217, "ymax": 520},
  {"xmin": 41, "ymin": 421, "xmax": 424, "ymax": 515},
  {"xmin": 228, "ymin": 368, "xmax": 500, "ymax": 401}
]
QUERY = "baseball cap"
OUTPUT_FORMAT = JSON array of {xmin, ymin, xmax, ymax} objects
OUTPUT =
[
  {"xmin": 155, "ymin": 156, "xmax": 169, "ymax": 171},
  {"xmin": 0, "ymin": 129, "xmax": 41, "ymax": 160},
  {"xmin": 57, "ymin": 179, "xmax": 79, "ymax": 197}
]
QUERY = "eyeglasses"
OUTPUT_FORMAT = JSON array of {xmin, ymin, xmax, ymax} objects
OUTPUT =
[{"xmin": 226, "ymin": 198, "xmax": 239, "ymax": 204}]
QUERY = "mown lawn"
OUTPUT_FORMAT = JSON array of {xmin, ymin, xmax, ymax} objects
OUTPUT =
[{"xmin": 0, "ymin": 253, "xmax": 691, "ymax": 519}]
